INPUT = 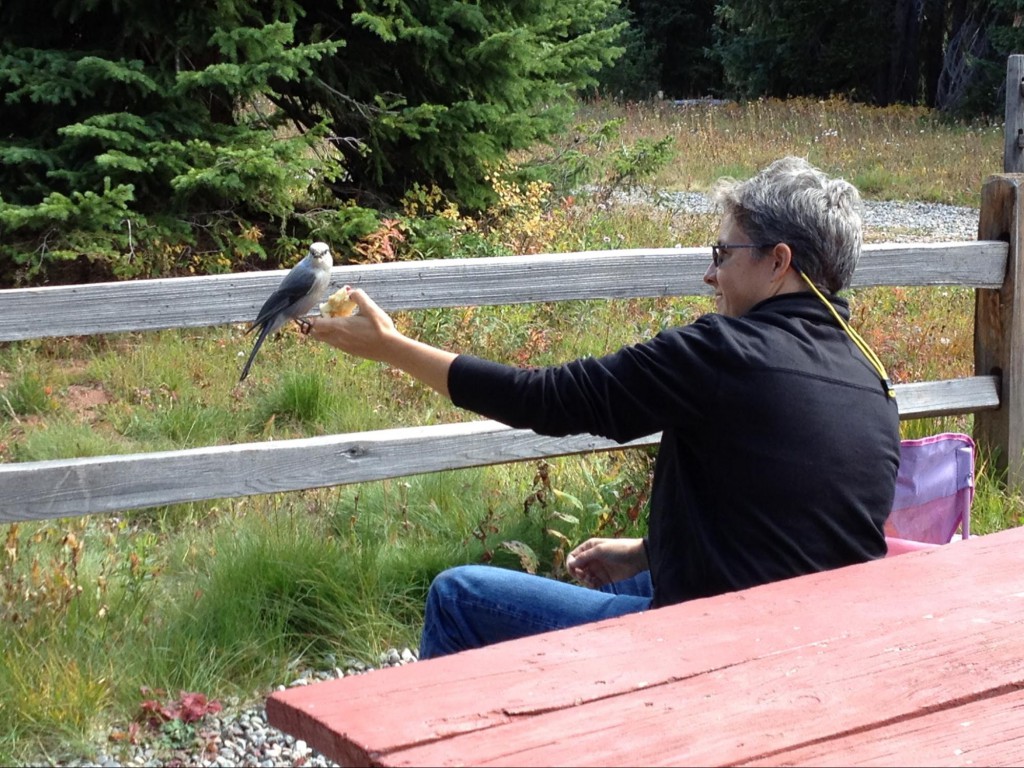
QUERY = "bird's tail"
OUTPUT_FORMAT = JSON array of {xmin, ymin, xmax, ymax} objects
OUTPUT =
[{"xmin": 239, "ymin": 323, "xmax": 272, "ymax": 382}]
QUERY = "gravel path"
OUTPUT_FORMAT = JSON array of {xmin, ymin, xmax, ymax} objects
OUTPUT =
[
  {"xmin": 632, "ymin": 189, "xmax": 980, "ymax": 242},
  {"xmin": 48, "ymin": 195, "xmax": 980, "ymax": 768},
  {"xmin": 860, "ymin": 199, "xmax": 979, "ymax": 240}
]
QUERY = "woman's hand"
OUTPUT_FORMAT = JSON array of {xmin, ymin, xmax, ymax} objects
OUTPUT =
[
  {"xmin": 565, "ymin": 537, "xmax": 648, "ymax": 589},
  {"xmin": 307, "ymin": 287, "xmax": 457, "ymax": 396},
  {"xmin": 307, "ymin": 287, "xmax": 398, "ymax": 363}
]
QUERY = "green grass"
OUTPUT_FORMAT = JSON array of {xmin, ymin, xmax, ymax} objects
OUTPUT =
[
  {"xmin": 2, "ymin": 370, "xmax": 57, "ymax": 417},
  {"xmin": 0, "ymin": 96, "xmax": 1020, "ymax": 764},
  {"xmin": 971, "ymin": 448, "xmax": 1024, "ymax": 534}
]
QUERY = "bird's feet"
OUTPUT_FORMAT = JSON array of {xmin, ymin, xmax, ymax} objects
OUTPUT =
[{"xmin": 296, "ymin": 317, "xmax": 313, "ymax": 335}]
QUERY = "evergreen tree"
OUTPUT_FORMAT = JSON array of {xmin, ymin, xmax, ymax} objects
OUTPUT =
[
  {"xmin": 0, "ymin": 0, "xmax": 624, "ymax": 284},
  {"xmin": 630, "ymin": 0, "xmax": 722, "ymax": 99},
  {"xmin": 591, "ymin": 1, "xmax": 724, "ymax": 101},
  {"xmin": 712, "ymin": 0, "xmax": 892, "ymax": 103},
  {"xmin": 271, "ymin": 0, "xmax": 624, "ymax": 209},
  {"xmin": 945, "ymin": 0, "xmax": 1024, "ymax": 117},
  {"xmin": 710, "ymin": 0, "xmax": 1018, "ymax": 114},
  {"xmin": 0, "ymin": 1, "xmax": 344, "ymax": 280},
  {"xmin": 591, "ymin": 3, "xmax": 664, "ymax": 100}
]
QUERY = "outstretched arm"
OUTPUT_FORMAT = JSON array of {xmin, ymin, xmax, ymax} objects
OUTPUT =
[{"xmin": 307, "ymin": 287, "xmax": 457, "ymax": 397}]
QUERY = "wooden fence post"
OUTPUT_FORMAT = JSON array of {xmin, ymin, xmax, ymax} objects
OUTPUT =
[
  {"xmin": 975, "ymin": 174, "xmax": 1024, "ymax": 490},
  {"xmin": 1004, "ymin": 55, "xmax": 1024, "ymax": 173}
]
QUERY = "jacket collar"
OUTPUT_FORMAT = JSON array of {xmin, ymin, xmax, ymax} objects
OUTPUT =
[{"xmin": 746, "ymin": 291, "xmax": 851, "ymax": 323}]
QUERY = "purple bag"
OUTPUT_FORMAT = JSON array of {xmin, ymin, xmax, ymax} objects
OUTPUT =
[{"xmin": 884, "ymin": 433, "xmax": 974, "ymax": 554}]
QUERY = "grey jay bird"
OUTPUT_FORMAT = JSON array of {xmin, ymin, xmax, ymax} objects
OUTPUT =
[{"xmin": 239, "ymin": 241, "xmax": 333, "ymax": 382}]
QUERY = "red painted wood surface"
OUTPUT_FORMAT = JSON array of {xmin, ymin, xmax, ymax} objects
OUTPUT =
[
  {"xmin": 266, "ymin": 526, "xmax": 1024, "ymax": 767},
  {"xmin": 745, "ymin": 687, "xmax": 1024, "ymax": 767}
]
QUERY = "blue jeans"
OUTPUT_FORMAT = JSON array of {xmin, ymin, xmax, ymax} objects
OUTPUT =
[{"xmin": 419, "ymin": 565, "xmax": 654, "ymax": 659}]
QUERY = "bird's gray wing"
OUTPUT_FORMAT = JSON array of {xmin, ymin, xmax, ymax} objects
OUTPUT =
[{"xmin": 251, "ymin": 266, "xmax": 319, "ymax": 327}]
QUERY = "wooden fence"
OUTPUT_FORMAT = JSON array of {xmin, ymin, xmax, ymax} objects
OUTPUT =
[{"xmin": 4, "ymin": 56, "xmax": 1024, "ymax": 523}]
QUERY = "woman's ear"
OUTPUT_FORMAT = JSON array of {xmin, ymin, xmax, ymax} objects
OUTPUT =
[{"xmin": 769, "ymin": 243, "xmax": 795, "ymax": 280}]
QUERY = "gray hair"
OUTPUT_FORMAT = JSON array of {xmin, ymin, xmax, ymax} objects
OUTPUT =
[{"xmin": 710, "ymin": 156, "xmax": 863, "ymax": 293}]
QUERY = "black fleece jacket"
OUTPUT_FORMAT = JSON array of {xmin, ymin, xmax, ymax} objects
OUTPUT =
[{"xmin": 447, "ymin": 292, "xmax": 901, "ymax": 607}]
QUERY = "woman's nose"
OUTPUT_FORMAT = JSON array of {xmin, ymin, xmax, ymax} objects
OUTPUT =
[{"xmin": 703, "ymin": 262, "xmax": 717, "ymax": 285}]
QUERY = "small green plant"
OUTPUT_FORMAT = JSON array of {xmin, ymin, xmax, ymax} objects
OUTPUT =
[
  {"xmin": 139, "ymin": 400, "xmax": 239, "ymax": 449},
  {"xmin": 606, "ymin": 135, "xmax": 676, "ymax": 193},
  {"xmin": 3, "ymin": 371, "xmax": 58, "ymax": 417},
  {"xmin": 1, "ymin": 646, "xmax": 113, "ymax": 756},
  {"xmin": 527, "ymin": 117, "xmax": 675, "ymax": 206},
  {"xmin": 852, "ymin": 165, "xmax": 898, "ymax": 196},
  {"xmin": 135, "ymin": 688, "xmax": 223, "ymax": 751},
  {"xmin": 11, "ymin": 420, "xmax": 131, "ymax": 462},
  {"xmin": 251, "ymin": 370, "xmax": 339, "ymax": 430},
  {"xmin": 969, "ymin": 449, "xmax": 1024, "ymax": 535},
  {"xmin": 491, "ymin": 455, "xmax": 653, "ymax": 580}
]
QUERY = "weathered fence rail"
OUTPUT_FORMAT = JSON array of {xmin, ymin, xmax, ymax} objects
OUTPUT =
[
  {"xmin": 1, "ymin": 188, "xmax": 1021, "ymax": 523},
  {"xmin": 0, "ymin": 243, "xmax": 1006, "ymax": 342},
  {"xmin": 7, "ymin": 44, "xmax": 1024, "ymax": 524}
]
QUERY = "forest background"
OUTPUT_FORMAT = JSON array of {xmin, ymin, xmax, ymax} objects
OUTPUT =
[
  {"xmin": 2, "ymin": 1, "xmax": 1023, "ymax": 764},
  {"xmin": 2, "ymin": 0, "xmax": 1022, "ymax": 281}
]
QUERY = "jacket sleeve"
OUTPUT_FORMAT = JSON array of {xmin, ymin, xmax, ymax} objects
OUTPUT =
[{"xmin": 447, "ymin": 320, "xmax": 724, "ymax": 443}]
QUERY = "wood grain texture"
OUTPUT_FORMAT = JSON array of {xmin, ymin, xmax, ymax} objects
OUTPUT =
[
  {"xmin": 975, "ymin": 175, "xmax": 1024, "ymax": 488},
  {"xmin": 744, "ymin": 687, "xmax": 1024, "ymax": 767},
  {"xmin": 0, "ymin": 376, "xmax": 999, "ymax": 522},
  {"xmin": 0, "ymin": 242, "xmax": 1006, "ymax": 341},
  {"xmin": 0, "ymin": 421, "xmax": 655, "ymax": 522},
  {"xmin": 1005, "ymin": 55, "xmax": 1024, "ymax": 173},
  {"xmin": 892, "ymin": 375, "xmax": 1000, "ymax": 416},
  {"xmin": 265, "ymin": 526, "xmax": 1024, "ymax": 767}
]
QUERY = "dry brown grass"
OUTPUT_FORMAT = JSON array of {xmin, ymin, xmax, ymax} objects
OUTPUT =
[{"xmin": 570, "ymin": 96, "xmax": 1001, "ymax": 206}]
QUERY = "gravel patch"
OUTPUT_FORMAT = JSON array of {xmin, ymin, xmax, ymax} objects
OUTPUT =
[
  {"xmin": 858, "ymin": 199, "xmax": 979, "ymax": 241},
  {"xmin": 618, "ymin": 188, "xmax": 980, "ymax": 242}
]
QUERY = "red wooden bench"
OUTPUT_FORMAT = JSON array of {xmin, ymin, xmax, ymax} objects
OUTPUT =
[{"xmin": 266, "ymin": 524, "xmax": 1024, "ymax": 766}]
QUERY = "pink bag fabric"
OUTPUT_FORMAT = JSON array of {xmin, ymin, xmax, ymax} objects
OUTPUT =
[{"xmin": 884, "ymin": 433, "xmax": 974, "ymax": 554}]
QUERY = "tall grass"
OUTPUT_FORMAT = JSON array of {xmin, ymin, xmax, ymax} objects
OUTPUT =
[
  {"xmin": 560, "ymin": 97, "xmax": 1001, "ymax": 206},
  {"xmin": 0, "ymin": 97, "xmax": 1018, "ymax": 764}
]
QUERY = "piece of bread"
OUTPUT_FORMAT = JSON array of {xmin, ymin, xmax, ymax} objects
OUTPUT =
[{"xmin": 319, "ymin": 287, "xmax": 358, "ymax": 317}]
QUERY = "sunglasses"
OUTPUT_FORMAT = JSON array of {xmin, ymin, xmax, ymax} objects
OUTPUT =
[{"xmin": 710, "ymin": 243, "xmax": 776, "ymax": 268}]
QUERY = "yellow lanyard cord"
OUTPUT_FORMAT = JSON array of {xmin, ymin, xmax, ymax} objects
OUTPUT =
[{"xmin": 798, "ymin": 271, "xmax": 896, "ymax": 399}]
